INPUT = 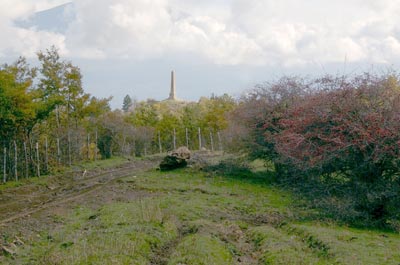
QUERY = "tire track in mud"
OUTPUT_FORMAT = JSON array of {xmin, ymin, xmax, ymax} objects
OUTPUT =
[
  {"xmin": 0, "ymin": 166, "xmax": 135, "ymax": 211},
  {"xmin": 0, "ymin": 160, "xmax": 157, "ymax": 226}
]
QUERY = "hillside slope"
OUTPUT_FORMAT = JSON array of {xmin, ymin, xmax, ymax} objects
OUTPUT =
[{"xmin": 0, "ymin": 155, "xmax": 399, "ymax": 264}]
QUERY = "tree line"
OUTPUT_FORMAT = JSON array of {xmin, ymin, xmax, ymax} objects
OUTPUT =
[{"xmin": 0, "ymin": 47, "xmax": 236, "ymax": 182}]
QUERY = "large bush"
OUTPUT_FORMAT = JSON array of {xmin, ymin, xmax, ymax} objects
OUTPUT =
[
  {"xmin": 224, "ymin": 76, "xmax": 310, "ymax": 160},
  {"xmin": 273, "ymin": 74, "xmax": 400, "ymax": 182},
  {"xmin": 230, "ymin": 73, "xmax": 400, "ymax": 228}
]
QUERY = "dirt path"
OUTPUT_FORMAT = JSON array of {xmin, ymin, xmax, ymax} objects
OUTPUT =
[{"xmin": 0, "ymin": 158, "xmax": 158, "ymax": 230}]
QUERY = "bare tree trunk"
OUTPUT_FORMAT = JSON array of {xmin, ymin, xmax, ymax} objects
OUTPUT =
[
  {"xmin": 8, "ymin": 147, "xmax": 11, "ymax": 178},
  {"xmin": 132, "ymin": 137, "xmax": 135, "ymax": 158},
  {"xmin": 158, "ymin": 131, "xmax": 162, "ymax": 154},
  {"xmin": 55, "ymin": 105, "xmax": 61, "ymax": 129},
  {"xmin": 24, "ymin": 142, "xmax": 28, "ymax": 178},
  {"xmin": 36, "ymin": 142, "xmax": 40, "ymax": 177},
  {"xmin": 45, "ymin": 137, "xmax": 48, "ymax": 172},
  {"xmin": 87, "ymin": 133, "xmax": 90, "ymax": 160},
  {"xmin": 56, "ymin": 104, "xmax": 61, "ymax": 165},
  {"xmin": 122, "ymin": 131, "xmax": 126, "ymax": 156},
  {"xmin": 29, "ymin": 136, "xmax": 34, "ymax": 170},
  {"xmin": 217, "ymin": 131, "xmax": 223, "ymax": 151},
  {"xmin": 185, "ymin": 128, "xmax": 189, "ymax": 148},
  {"xmin": 57, "ymin": 138, "xmax": 61, "ymax": 165},
  {"xmin": 209, "ymin": 131, "xmax": 214, "ymax": 152},
  {"xmin": 126, "ymin": 143, "xmax": 131, "ymax": 156},
  {"xmin": 95, "ymin": 130, "xmax": 98, "ymax": 161},
  {"xmin": 198, "ymin": 128, "xmax": 202, "ymax": 150},
  {"xmin": 68, "ymin": 130, "xmax": 71, "ymax": 166},
  {"xmin": 173, "ymin": 128, "xmax": 177, "ymax": 150},
  {"xmin": 3, "ymin": 147, "xmax": 6, "ymax": 183},
  {"xmin": 14, "ymin": 141, "xmax": 17, "ymax": 181}
]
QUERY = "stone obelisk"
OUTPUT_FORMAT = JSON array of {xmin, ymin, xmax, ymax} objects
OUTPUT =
[{"xmin": 168, "ymin": 70, "xmax": 176, "ymax": 100}]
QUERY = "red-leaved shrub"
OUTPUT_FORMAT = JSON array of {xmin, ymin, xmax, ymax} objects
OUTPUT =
[
  {"xmin": 271, "ymin": 74, "xmax": 400, "ymax": 182},
  {"xmin": 228, "ymin": 74, "xmax": 400, "ymax": 227}
]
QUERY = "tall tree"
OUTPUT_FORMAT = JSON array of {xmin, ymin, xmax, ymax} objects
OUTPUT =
[
  {"xmin": 122, "ymin": 95, "xmax": 133, "ymax": 112},
  {"xmin": 36, "ymin": 46, "xmax": 66, "ymax": 126}
]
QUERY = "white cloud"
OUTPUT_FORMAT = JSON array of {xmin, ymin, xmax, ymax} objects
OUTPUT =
[
  {"xmin": 0, "ymin": 0, "xmax": 69, "ymax": 57},
  {"xmin": 1, "ymin": 0, "xmax": 400, "ymax": 66},
  {"xmin": 169, "ymin": 15, "xmax": 264, "ymax": 65},
  {"xmin": 64, "ymin": 0, "xmax": 172, "ymax": 59}
]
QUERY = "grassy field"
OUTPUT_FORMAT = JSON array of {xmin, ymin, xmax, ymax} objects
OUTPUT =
[{"xmin": 3, "ymin": 157, "xmax": 400, "ymax": 264}]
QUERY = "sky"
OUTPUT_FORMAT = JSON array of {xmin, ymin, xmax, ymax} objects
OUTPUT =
[{"xmin": 1, "ymin": 0, "xmax": 400, "ymax": 108}]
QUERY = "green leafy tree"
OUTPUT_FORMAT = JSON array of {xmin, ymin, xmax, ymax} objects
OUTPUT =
[
  {"xmin": 202, "ymin": 94, "xmax": 236, "ymax": 132},
  {"xmin": 0, "ymin": 58, "xmax": 37, "ymax": 141},
  {"xmin": 122, "ymin": 95, "xmax": 133, "ymax": 112},
  {"xmin": 36, "ymin": 46, "xmax": 66, "ymax": 125},
  {"xmin": 156, "ymin": 113, "xmax": 181, "ymax": 150},
  {"xmin": 128, "ymin": 101, "xmax": 158, "ymax": 127},
  {"xmin": 181, "ymin": 103, "xmax": 201, "ymax": 148}
]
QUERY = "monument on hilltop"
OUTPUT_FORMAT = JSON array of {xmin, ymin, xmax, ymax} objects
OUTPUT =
[
  {"xmin": 164, "ymin": 70, "xmax": 188, "ymax": 103},
  {"xmin": 168, "ymin": 70, "xmax": 177, "ymax": 101}
]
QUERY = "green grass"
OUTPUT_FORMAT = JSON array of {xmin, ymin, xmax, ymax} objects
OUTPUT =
[
  {"xmin": 288, "ymin": 224, "xmax": 400, "ymax": 264},
  {"xmin": 25, "ymin": 200, "xmax": 178, "ymax": 264},
  {"xmin": 10, "ymin": 165, "xmax": 400, "ymax": 264},
  {"xmin": 0, "ymin": 175, "xmax": 49, "ymax": 191},
  {"xmin": 168, "ymin": 234, "xmax": 233, "ymax": 265},
  {"xmin": 77, "ymin": 156, "xmax": 132, "ymax": 170},
  {"xmin": 248, "ymin": 226, "xmax": 331, "ymax": 264},
  {"xmin": 0, "ymin": 156, "xmax": 131, "ymax": 192}
]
